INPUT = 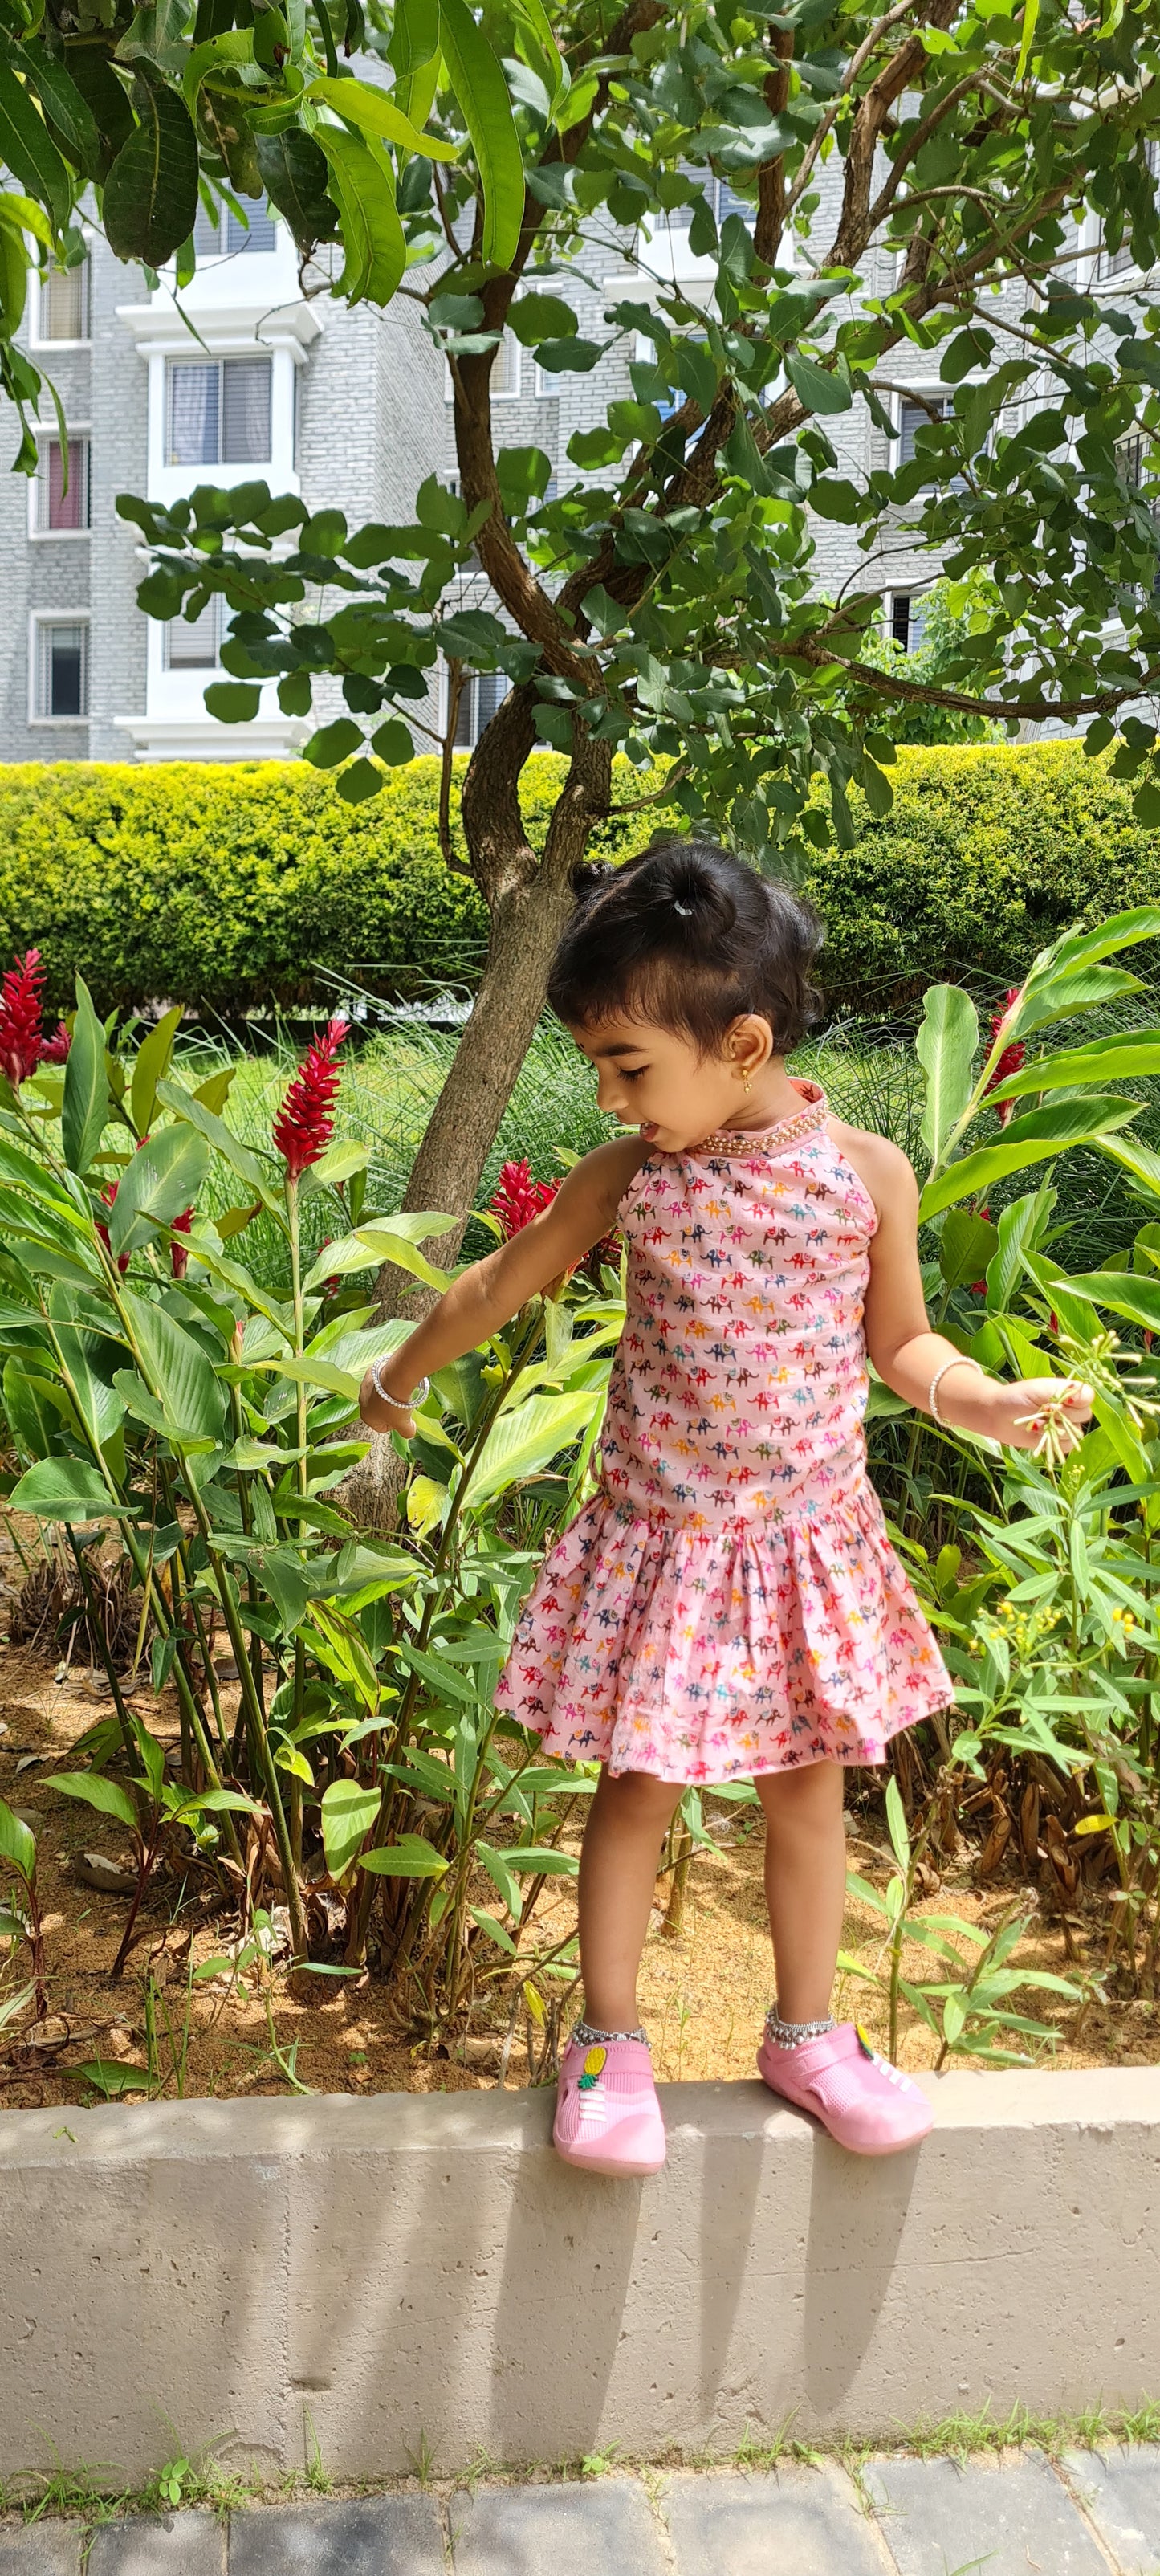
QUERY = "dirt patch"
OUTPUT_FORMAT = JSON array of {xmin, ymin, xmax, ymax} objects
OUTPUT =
[{"xmin": 1, "ymin": 1527, "xmax": 1156, "ymax": 2109}]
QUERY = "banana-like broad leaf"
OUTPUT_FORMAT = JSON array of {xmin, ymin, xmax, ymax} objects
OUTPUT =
[
  {"xmin": 360, "ymin": 1833, "xmax": 448, "ymax": 1876},
  {"xmin": 320, "ymin": 1777, "xmax": 380, "ymax": 1880},
  {"xmin": 938, "ymin": 1210, "xmax": 998, "ymax": 1293},
  {"xmin": 985, "ymin": 1028, "xmax": 1160, "ymax": 1106},
  {"xmin": 984, "ymin": 1184, "xmax": 1055, "ymax": 1314},
  {"xmin": 155, "ymin": 1078, "xmax": 283, "ymax": 1219},
  {"xmin": 1054, "ymin": 1266, "xmax": 1160, "ymax": 1336},
  {"xmin": 7, "ymin": 1456, "xmax": 126, "ymax": 1520},
  {"xmin": 129, "ymin": 1004, "xmax": 184, "ymax": 1138},
  {"xmin": 2, "ymin": 1359, "xmax": 70, "ymax": 1461},
  {"xmin": 918, "ymin": 1095, "xmax": 1142, "ymax": 1221},
  {"xmin": 120, "ymin": 1290, "xmax": 228, "ymax": 1441},
  {"xmin": 52, "ymin": 1322, "xmax": 128, "ymax": 1451},
  {"xmin": 302, "ymin": 1219, "xmax": 455, "ymax": 1295},
  {"xmin": 52, "ymin": 1772, "xmax": 140, "ymax": 1833},
  {"xmin": 0, "ymin": 1795, "xmax": 36, "ymax": 1885},
  {"xmin": 1014, "ymin": 905, "xmax": 1160, "ymax": 1039},
  {"xmin": 438, "ymin": 0, "xmax": 525, "ymax": 269},
  {"xmin": 464, "ymin": 1389, "xmax": 597, "ymax": 1510},
  {"xmin": 916, "ymin": 984, "xmax": 979, "ymax": 1164},
  {"xmin": 61, "ymin": 976, "xmax": 109, "ymax": 1177},
  {"xmin": 108, "ymin": 1125, "xmax": 210, "ymax": 1257}
]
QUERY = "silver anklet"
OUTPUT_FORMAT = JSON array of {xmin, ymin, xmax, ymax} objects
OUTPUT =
[
  {"xmin": 574, "ymin": 2016, "xmax": 648, "ymax": 2048},
  {"xmin": 764, "ymin": 2007, "xmax": 836, "ymax": 2050}
]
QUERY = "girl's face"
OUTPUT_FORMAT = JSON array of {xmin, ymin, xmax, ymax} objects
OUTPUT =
[{"xmin": 571, "ymin": 1011, "xmax": 778, "ymax": 1153}]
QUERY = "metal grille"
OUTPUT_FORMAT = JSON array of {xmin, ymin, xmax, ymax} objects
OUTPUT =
[{"xmin": 35, "ymin": 622, "xmax": 88, "ymax": 718}]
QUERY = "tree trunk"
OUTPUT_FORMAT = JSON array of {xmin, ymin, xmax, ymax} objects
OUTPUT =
[{"xmin": 344, "ymin": 717, "xmax": 613, "ymax": 1530}]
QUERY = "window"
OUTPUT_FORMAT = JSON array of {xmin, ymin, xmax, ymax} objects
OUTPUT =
[
  {"xmin": 37, "ymin": 254, "xmax": 89, "ymax": 342},
  {"xmin": 35, "ymin": 437, "xmax": 89, "ymax": 533},
  {"xmin": 672, "ymin": 168, "xmax": 755, "ymax": 230},
  {"xmin": 1098, "ymin": 141, "xmax": 1160, "ymax": 275},
  {"xmin": 193, "ymin": 204, "xmax": 278, "ymax": 257},
  {"xmin": 898, "ymin": 397, "xmax": 949, "ymax": 467},
  {"xmin": 164, "ymin": 595, "xmax": 226, "ymax": 670},
  {"xmin": 165, "ymin": 357, "xmax": 272, "ymax": 465},
  {"xmin": 34, "ymin": 619, "xmax": 88, "ymax": 719},
  {"xmin": 445, "ymin": 329, "xmax": 519, "ymax": 401},
  {"xmin": 888, "ymin": 593, "xmax": 929, "ymax": 654},
  {"xmin": 453, "ymin": 669, "xmax": 507, "ymax": 747}
]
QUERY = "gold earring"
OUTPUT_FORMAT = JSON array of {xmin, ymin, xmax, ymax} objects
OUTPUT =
[{"xmin": 741, "ymin": 1069, "xmax": 754, "ymax": 1096}]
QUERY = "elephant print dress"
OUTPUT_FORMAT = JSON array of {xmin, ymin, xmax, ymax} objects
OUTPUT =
[{"xmin": 494, "ymin": 1080, "xmax": 953, "ymax": 1783}]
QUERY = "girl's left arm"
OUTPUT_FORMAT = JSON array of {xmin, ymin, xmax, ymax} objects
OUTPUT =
[{"xmin": 845, "ymin": 1127, "xmax": 1093, "ymax": 1453}]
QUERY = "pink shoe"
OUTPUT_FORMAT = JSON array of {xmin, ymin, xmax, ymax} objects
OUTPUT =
[
  {"xmin": 553, "ymin": 2036, "xmax": 666, "ymax": 2176},
  {"xmin": 757, "ymin": 2020, "xmax": 934, "ymax": 2155}
]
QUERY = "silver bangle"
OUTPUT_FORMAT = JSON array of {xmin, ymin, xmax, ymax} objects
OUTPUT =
[
  {"xmin": 930, "ymin": 1355, "xmax": 985, "ymax": 1429},
  {"xmin": 370, "ymin": 1358, "xmax": 428, "ymax": 1414}
]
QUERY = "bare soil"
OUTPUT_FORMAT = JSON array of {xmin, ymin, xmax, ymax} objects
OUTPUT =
[{"xmin": 2, "ymin": 1526, "xmax": 1156, "ymax": 2112}]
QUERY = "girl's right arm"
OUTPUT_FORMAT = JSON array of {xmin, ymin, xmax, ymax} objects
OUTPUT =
[{"xmin": 358, "ymin": 1135, "xmax": 643, "ymax": 1435}]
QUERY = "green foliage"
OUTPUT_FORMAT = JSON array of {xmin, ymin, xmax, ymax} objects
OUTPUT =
[{"xmin": 8, "ymin": 747, "xmax": 1160, "ymax": 1027}]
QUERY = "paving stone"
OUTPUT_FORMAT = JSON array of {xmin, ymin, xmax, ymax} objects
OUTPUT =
[
  {"xmin": 1064, "ymin": 2448, "xmax": 1160, "ymax": 2574},
  {"xmin": 449, "ymin": 2479, "xmax": 667, "ymax": 2575},
  {"xmin": 226, "ymin": 2497, "xmax": 446, "ymax": 2576},
  {"xmin": 0, "ymin": 2532, "xmax": 80, "ymax": 2576},
  {"xmin": 661, "ymin": 2465, "xmax": 889, "ymax": 2574},
  {"xmin": 88, "ymin": 2517, "xmax": 225, "ymax": 2576},
  {"xmin": 863, "ymin": 2453, "xmax": 1109, "ymax": 2576}
]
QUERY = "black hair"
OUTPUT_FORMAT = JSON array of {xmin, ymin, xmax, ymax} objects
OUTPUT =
[{"xmin": 547, "ymin": 837, "xmax": 824, "ymax": 1058}]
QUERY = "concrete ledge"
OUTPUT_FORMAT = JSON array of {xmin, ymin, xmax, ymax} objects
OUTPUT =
[{"xmin": 2, "ymin": 2069, "xmax": 1158, "ymax": 2481}]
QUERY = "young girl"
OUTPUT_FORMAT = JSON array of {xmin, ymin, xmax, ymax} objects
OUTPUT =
[{"xmin": 360, "ymin": 840, "xmax": 1092, "ymax": 2178}]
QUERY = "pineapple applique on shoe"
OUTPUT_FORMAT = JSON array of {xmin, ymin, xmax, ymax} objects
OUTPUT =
[
  {"xmin": 757, "ymin": 2020, "xmax": 934, "ymax": 2155},
  {"xmin": 553, "ymin": 2036, "xmax": 666, "ymax": 2175}
]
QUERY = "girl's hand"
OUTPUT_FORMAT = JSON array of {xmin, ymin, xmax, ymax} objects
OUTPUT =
[
  {"xmin": 987, "ymin": 1376, "xmax": 1094, "ymax": 1455},
  {"xmin": 359, "ymin": 1366, "xmax": 417, "ymax": 1439}
]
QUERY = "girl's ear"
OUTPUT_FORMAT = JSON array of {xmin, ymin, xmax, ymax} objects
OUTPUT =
[{"xmin": 727, "ymin": 1013, "xmax": 775, "ymax": 1074}]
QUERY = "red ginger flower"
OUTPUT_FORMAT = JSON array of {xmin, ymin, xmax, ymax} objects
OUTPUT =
[
  {"xmin": 273, "ymin": 1017, "xmax": 349, "ymax": 1180},
  {"xmin": 96, "ymin": 1180, "xmax": 131, "ymax": 1275},
  {"xmin": 170, "ymin": 1205, "xmax": 193, "ymax": 1281},
  {"xmin": 40, "ymin": 1021, "xmax": 71, "ymax": 1065},
  {"xmin": 985, "ymin": 988, "xmax": 1025, "ymax": 1127},
  {"xmin": 0, "ymin": 949, "xmax": 47, "ymax": 1087},
  {"xmin": 490, "ymin": 1158, "xmax": 560, "ymax": 1237}
]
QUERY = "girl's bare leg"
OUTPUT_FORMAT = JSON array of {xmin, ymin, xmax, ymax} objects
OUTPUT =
[
  {"xmin": 755, "ymin": 1760, "xmax": 847, "ymax": 2023},
  {"xmin": 578, "ymin": 1766, "xmax": 685, "ymax": 2029}
]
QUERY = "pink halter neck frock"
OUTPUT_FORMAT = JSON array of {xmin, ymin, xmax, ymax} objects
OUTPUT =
[{"xmin": 495, "ymin": 1080, "xmax": 952, "ymax": 1783}]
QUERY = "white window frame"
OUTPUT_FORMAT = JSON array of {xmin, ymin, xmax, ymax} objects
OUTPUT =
[
  {"xmin": 28, "ymin": 426, "xmax": 91, "ymax": 540},
  {"xmin": 883, "ymin": 589, "xmax": 931, "ymax": 654},
  {"xmin": 163, "ymin": 352, "xmax": 275, "ymax": 471},
  {"xmin": 443, "ymin": 330, "xmax": 521, "ymax": 402},
  {"xmin": 162, "ymin": 589, "xmax": 228, "ymax": 673},
  {"xmin": 29, "ymin": 248, "xmax": 92, "ymax": 350},
  {"xmin": 28, "ymin": 612, "xmax": 90, "ymax": 724}
]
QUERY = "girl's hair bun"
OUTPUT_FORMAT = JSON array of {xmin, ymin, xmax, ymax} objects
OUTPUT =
[
  {"xmin": 660, "ymin": 842, "xmax": 737, "ymax": 935},
  {"xmin": 569, "ymin": 859, "xmax": 614, "ymax": 901}
]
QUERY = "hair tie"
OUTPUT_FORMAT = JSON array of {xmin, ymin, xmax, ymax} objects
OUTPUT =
[{"xmin": 673, "ymin": 900, "xmax": 693, "ymax": 916}]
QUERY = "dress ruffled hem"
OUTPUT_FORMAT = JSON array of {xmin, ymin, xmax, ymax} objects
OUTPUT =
[{"xmin": 494, "ymin": 1485, "xmax": 953, "ymax": 1784}]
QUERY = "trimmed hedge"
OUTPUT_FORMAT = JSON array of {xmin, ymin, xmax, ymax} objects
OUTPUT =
[{"xmin": 0, "ymin": 743, "xmax": 1157, "ymax": 1021}]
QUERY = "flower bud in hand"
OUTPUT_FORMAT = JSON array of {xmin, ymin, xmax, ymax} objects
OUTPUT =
[{"xmin": 999, "ymin": 1376, "xmax": 1094, "ymax": 1461}]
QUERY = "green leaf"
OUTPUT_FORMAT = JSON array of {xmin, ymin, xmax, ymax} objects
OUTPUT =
[
  {"xmin": 987, "ymin": 1029, "xmax": 1160, "ymax": 1105},
  {"xmin": 103, "ymin": 74, "xmax": 198, "ymax": 266},
  {"xmin": 3, "ymin": 1359, "xmax": 69, "ymax": 1463},
  {"xmin": 155, "ymin": 1078, "xmax": 282, "ymax": 1215},
  {"xmin": 303, "ymin": 717, "xmax": 364, "ymax": 769},
  {"xmin": 509, "ymin": 291, "xmax": 576, "ymax": 344},
  {"xmin": 315, "ymin": 124, "xmax": 405, "ymax": 308},
  {"xmin": 918, "ymin": 1097, "xmax": 1142, "ymax": 1221},
  {"xmin": 120, "ymin": 1288, "xmax": 228, "ymax": 1443},
  {"xmin": 438, "ymin": 0, "xmax": 525, "ymax": 269},
  {"xmin": 938, "ymin": 1210, "xmax": 999, "ymax": 1293},
  {"xmin": 301, "ymin": 1217, "xmax": 456, "ymax": 1296},
  {"xmin": 61, "ymin": 976, "xmax": 109, "ymax": 1177},
  {"xmin": 108, "ymin": 1126, "xmax": 210, "ymax": 1257},
  {"xmin": 985, "ymin": 1184, "xmax": 1055, "ymax": 1313},
  {"xmin": 78, "ymin": 2059, "xmax": 151, "ymax": 2097},
  {"xmin": 22, "ymin": 53, "xmax": 104, "ymax": 184},
  {"xmin": 320, "ymin": 1778, "xmax": 380, "ymax": 1880},
  {"xmin": 917, "ymin": 984, "xmax": 979, "ymax": 1162},
  {"xmin": 361, "ymin": 1833, "xmax": 448, "ymax": 1877},
  {"xmin": 256, "ymin": 129, "xmax": 339, "ymax": 246},
  {"xmin": 307, "ymin": 73, "xmax": 458, "ymax": 158},
  {"xmin": 203, "ymin": 682, "xmax": 262, "ymax": 723},
  {"xmin": 503, "ymin": 1844, "xmax": 580, "ymax": 1874},
  {"xmin": 369, "ymin": 719, "xmax": 413, "ymax": 766},
  {"xmin": 785, "ymin": 351, "xmax": 852, "ymax": 416},
  {"xmin": 0, "ymin": 54, "xmax": 73, "ymax": 226},
  {"xmin": 466, "ymin": 1389, "xmax": 596, "ymax": 1510},
  {"xmin": 53, "ymin": 1772, "xmax": 140, "ymax": 1833},
  {"xmin": 0, "ymin": 1795, "xmax": 36, "ymax": 1885},
  {"xmin": 7, "ymin": 1457, "xmax": 124, "ymax": 1522},
  {"xmin": 130, "ymin": 1003, "xmax": 184, "ymax": 1137}
]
